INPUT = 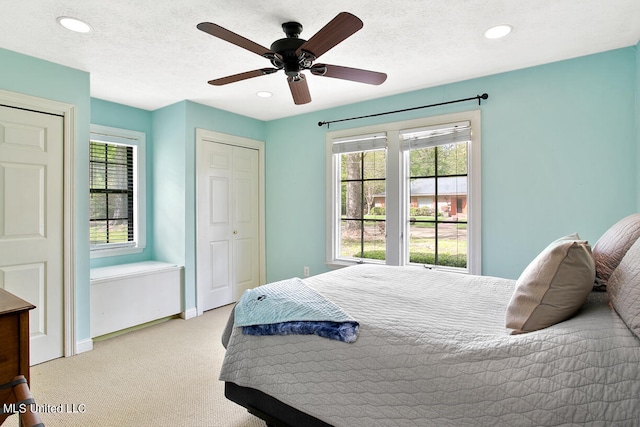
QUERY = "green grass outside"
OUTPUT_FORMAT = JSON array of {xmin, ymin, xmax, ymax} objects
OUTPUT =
[{"xmin": 341, "ymin": 218, "xmax": 468, "ymax": 268}]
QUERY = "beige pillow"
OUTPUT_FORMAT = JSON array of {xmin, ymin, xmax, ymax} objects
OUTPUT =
[
  {"xmin": 607, "ymin": 237, "xmax": 640, "ymax": 338},
  {"xmin": 506, "ymin": 235, "xmax": 595, "ymax": 334},
  {"xmin": 592, "ymin": 213, "xmax": 640, "ymax": 288}
]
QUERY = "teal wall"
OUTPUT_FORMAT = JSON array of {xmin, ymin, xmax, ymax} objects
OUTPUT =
[
  {"xmin": 265, "ymin": 47, "xmax": 638, "ymax": 281},
  {"xmin": 0, "ymin": 47, "xmax": 92, "ymax": 342},
  {"xmin": 150, "ymin": 101, "xmax": 187, "ymax": 269},
  {"xmin": 149, "ymin": 100, "xmax": 265, "ymax": 312},
  {"xmin": 89, "ymin": 98, "xmax": 154, "ymax": 268},
  {"xmin": 1, "ymin": 42, "xmax": 638, "ymax": 348},
  {"xmin": 90, "ymin": 99, "xmax": 265, "ymax": 314}
]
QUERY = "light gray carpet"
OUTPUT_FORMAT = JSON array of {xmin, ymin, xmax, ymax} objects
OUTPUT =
[{"xmin": 4, "ymin": 304, "xmax": 264, "ymax": 427}]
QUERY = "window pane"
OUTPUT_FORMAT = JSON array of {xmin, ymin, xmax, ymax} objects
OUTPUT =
[
  {"xmin": 89, "ymin": 193, "xmax": 107, "ymax": 220},
  {"xmin": 437, "ymin": 222, "xmax": 467, "ymax": 268},
  {"xmin": 107, "ymin": 193, "xmax": 129, "ymax": 219},
  {"xmin": 90, "ymin": 162, "xmax": 106, "ymax": 190},
  {"xmin": 90, "ymin": 220, "xmax": 107, "ymax": 245},
  {"xmin": 339, "ymin": 220, "xmax": 386, "ymax": 261},
  {"xmin": 362, "ymin": 219, "xmax": 385, "ymax": 260},
  {"xmin": 408, "ymin": 139, "xmax": 468, "ymax": 270},
  {"xmin": 408, "ymin": 221, "xmax": 435, "ymax": 264},
  {"xmin": 342, "ymin": 152, "xmax": 362, "ymax": 180},
  {"xmin": 106, "ymin": 163, "xmax": 129, "ymax": 189},
  {"xmin": 343, "ymin": 180, "xmax": 363, "ymax": 219},
  {"xmin": 107, "ymin": 219, "xmax": 130, "ymax": 243},
  {"xmin": 363, "ymin": 180, "xmax": 384, "ymax": 216},
  {"xmin": 340, "ymin": 219, "xmax": 360, "ymax": 259},
  {"xmin": 409, "ymin": 146, "xmax": 435, "ymax": 177},
  {"xmin": 435, "ymin": 176, "xmax": 467, "ymax": 222},
  {"xmin": 437, "ymin": 142, "xmax": 467, "ymax": 176},
  {"xmin": 363, "ymin": 150, "xmax": 385, "ymax": 180},
  {"xmin": 339, "ymin": 149, "xmax": 386, "ymax": 262}
]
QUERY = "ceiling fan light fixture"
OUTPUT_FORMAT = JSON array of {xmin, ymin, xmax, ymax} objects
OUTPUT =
[
  {"xmin": 57, "ymin": 16, "xmax": 92, "ymax": 33},
  {"xmin": 484, "ymin": 24, "xmax": 512, "ymax": 39},
  {"xmin": 256, "ymin": 91, "xmax": 273, "ymax": 98}
]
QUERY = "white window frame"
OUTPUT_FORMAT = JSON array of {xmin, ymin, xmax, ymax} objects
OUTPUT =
[
  {"xmin": 89, "ymin": 124, "xmax": 146, "ymax": 258},
  {"xmin": 325, "ymin": 110, "xmax": 482, "ymax": 274}
]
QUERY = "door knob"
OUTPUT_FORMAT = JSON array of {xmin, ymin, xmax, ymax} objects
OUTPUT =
[{"xmin": 233, "ymin": 230, "xmax": 238, "ymax": 234}]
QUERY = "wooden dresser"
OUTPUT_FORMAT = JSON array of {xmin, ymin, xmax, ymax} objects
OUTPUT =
[{"xmin": 0, "ymin": 289, "xmax": 35, "ymax": 425}]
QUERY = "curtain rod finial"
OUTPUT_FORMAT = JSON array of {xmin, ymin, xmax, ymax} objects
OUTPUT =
[{"xmin": 477, "ymin": 93, "xmax": 489, "ymax": 105}]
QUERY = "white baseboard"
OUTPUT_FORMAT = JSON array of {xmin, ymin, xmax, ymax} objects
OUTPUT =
[
  {"xmin": 181, "ymin": 307, "xmax": 198, "ymax": 320},
  {"xmin": 75, "ymin": 338, "xmax": 93, "ymax": 354}
]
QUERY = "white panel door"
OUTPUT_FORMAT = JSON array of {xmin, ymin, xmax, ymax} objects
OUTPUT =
[
  {"xmin": 231, "ymin": 146, "xmax": 260, "ymax": 300},
  {"xmin": 0, "ymin": 105, "xmax": 64, "ymax": 365},
  {"xmin": 197, "ymin": 141, "xmax": 260, "ymax": 311}
]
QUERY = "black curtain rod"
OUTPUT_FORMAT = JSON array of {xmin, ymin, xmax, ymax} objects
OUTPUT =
[{"xmin": 318, "ymin": 93, "xmax": 489, "ymax": 128}]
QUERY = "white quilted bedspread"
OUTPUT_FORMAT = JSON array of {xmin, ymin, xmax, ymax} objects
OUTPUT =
[{"xmin": 219, "ymin": 264, "xmax": 640, "ymax": 426}]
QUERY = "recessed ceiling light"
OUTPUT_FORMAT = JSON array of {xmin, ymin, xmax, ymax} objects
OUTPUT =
[
  {"xmin": 256, "ymin": 91, "xmax": 273, "ymax": 98},
  {"xmin": 57, "ymin": 16, "xmax": 92, "ymax": 33},
  {"xmin": 484, "ymin": 24, "xmax": 512, "ymax": 39}
]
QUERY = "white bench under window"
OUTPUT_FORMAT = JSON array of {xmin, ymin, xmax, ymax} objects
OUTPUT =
[{"xmin": 90, "ymin": 261, "xmax": 183, "ymax": 338}]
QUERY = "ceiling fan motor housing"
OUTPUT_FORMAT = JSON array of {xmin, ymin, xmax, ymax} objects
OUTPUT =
[
  {"xmin": 271, "ymin": 39, "xmax": 307, "ymax": 76},
  {"xmin": 270, "ymin": 22, "xmax": 310, "ymax": 78}
]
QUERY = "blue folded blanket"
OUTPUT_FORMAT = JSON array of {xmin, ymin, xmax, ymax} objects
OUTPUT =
[
  {"xmin": 234, "ymin": 277, "xmax": 359, "ymax": 343},
  {"xmin": 243, "ymin": 321, "xmax": 359, "ymax": 343}
]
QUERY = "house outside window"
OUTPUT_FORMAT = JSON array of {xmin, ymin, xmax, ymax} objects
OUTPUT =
[
  {"xmin": 326, "ymin": 111, "xmax": 481, "ymax": 274},
  {"xmin": 89, "ymin": 125, "xmax": 146, "ymax": 258}
]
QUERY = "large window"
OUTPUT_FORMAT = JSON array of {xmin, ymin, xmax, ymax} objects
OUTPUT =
[
  {"xmin": 402, "ymin": 122, "xmax": 471, "ymax": 270},
  {"xmin": 336, "ymin": 134, "xmax": 387, "ymax": 261},
  {"xmin": 89, "ymin": 125, "xmax": 146, "ymax": 257},
  {"xmin": 326, "ymin": 111, "xmax": 481, "ymax": 274}
]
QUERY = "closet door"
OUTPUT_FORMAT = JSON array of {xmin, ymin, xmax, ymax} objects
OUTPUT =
[{"xmin": 197, "ymin": 140, "xmax": 260, "ymax": 311}]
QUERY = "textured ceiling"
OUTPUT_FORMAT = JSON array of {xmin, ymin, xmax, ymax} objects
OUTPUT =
[{"xmin": 2, "ymin": 0, "xmax": 639, "ymax": 121}]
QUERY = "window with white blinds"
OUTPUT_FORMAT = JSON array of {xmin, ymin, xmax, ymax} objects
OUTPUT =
[
  {"xmin": 333, "ymin": 133, "xmax": 388, "ymax": 263},
  {"xmin": 400, "ymin": 121, "xmax": 472, "ymax": 270},
  {"xmin": 89, "ymin": 125, "xmax": 146, "ymax": 257},
  {"xmin": 326, "ymin": 111, "xmax": 481, "ymax": 274}
]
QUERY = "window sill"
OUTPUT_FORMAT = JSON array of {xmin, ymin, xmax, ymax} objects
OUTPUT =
[
  {"xmin": 326, "ymin": 259, "xmax": 470, "ymax": 274},
  {"xmin": 325, "ymin": 258, "xmax": 386, "ymax": 270},
  {"xmin": 90, "ymin": 246, "xmax": 144, "ymax": 259}
]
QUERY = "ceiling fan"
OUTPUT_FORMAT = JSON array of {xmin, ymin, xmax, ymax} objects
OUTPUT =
[{"xmin": 196, "ymin": 12, "xmax": 387, "ymax": 105}]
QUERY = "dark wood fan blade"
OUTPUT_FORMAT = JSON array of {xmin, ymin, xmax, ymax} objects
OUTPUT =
[
  {"xmin": 288, "ymin": 75, "xmax": 311, "ymax": 105},
  {"xmin": 208, "ymin": 68, "xmax": 278, "ymax": 86},
  {"xmin": 295, "ymin": 12, "xmax": 363, "ymax": 59},
  {"xmin": 197, "ymin": 22, "xmax": 276, "ymax": 58},
  {"xmin": 312, "ymin": 64, "xmax": 387, "ymax": 85}
]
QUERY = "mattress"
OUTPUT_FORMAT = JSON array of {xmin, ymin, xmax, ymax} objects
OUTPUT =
[{"xmin": 219, "ymin": 264, "xmax": 640, "ymax": 426}]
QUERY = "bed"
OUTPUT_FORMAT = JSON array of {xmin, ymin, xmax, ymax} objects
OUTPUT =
[{"xmin": 219, "ymin": 214, "xmax": 640, "ymax": 426}]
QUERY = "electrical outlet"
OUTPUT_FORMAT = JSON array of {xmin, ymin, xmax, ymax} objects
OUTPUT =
[{"xmin": 303, "ymin": 266, "xmax": 310, "ymax": 277}]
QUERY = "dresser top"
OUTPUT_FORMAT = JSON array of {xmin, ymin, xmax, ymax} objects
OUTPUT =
[{"xmin": 0, "ymin": 289, "xmax": 35, "ymax": 315}]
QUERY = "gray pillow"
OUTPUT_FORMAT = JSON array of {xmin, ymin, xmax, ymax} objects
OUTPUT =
[
  {"xmin": 607, "ymin": 237, "xmax": 640, "ymax": 338},
  {"xmin": 506, "ymin": 234, "xmax": 595, "ymax": 334},
  {"xmin": 592, "ymin": 213, "xmax": 640, "ymax": 289}
]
